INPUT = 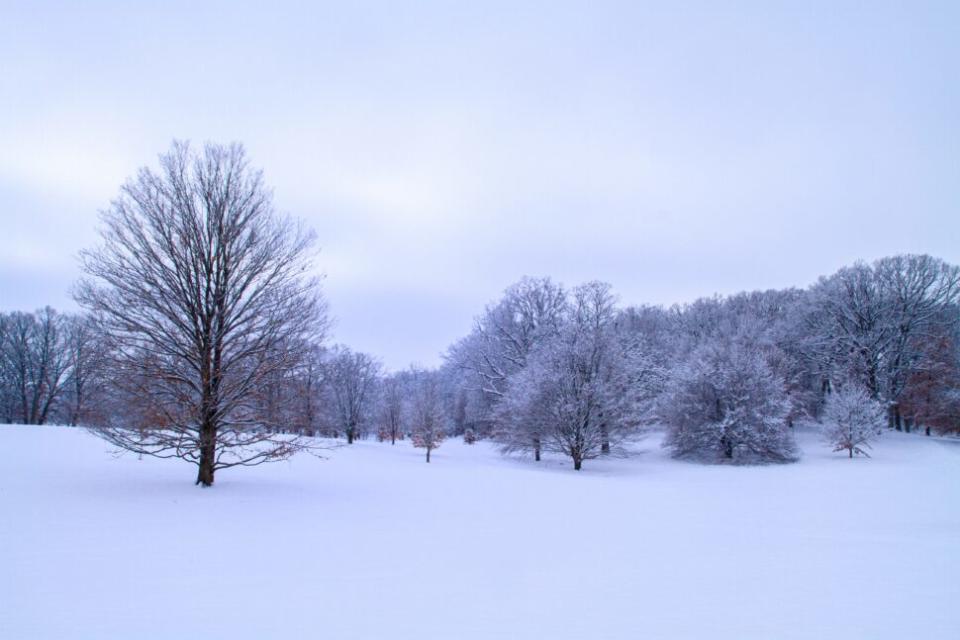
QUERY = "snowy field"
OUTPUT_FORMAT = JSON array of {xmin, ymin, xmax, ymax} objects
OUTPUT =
[{"xmin": 1, "ymin": 425, "xmax": 958, "ymax": 639}]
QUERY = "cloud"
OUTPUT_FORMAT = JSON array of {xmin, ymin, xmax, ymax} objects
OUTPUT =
[{"xmin": 1, "ymin": 1, "xmax": 958, "ymax": 369}]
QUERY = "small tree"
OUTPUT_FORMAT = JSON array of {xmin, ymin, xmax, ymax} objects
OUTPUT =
[
  {"xmin": 822, "ymin": 384, "xmax": 885, "ymax": 458},
  {"xmin": 408, "ymin": 369, "xmax": 446, "ymax": 462}
]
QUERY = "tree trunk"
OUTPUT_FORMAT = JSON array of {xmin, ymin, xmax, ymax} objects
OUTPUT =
[
  {"xmin": 573, "ymin": 456, "xmax": 582, "ymax": 471},
  {"xmin": 722, "ymin": 436, "xmax": 734, "ymax": 459},
  {"xmin": 849, "ymin": 447, "xmax": 853, "ymax": 459},
  {"xmin": 196, "ymin": 445, "xmax": 215, "ymax": 486},
  {"xmin": 19, "ymin": 379, "xmax": 29, "ymax": 426},
  {"xmin": 196, "ymin": 419, "xmax": 216, "ymax": 487},
  {"xmin": 347, "ymin": 430, "xmax": 354, "ymax": 444},
  {"xmin": 69, "ymin": 379, "xmax": 83, "ymax": 426},
  {"xmin": 534, "ymin": 436, "xmax": 541, "ymax": 462},
  {"xmin": 600, "ymin": 423, "xmax": 610, "ymax": 455},
  {"xmin": 426, "ymin": 448, "xmax": 431, "ymax": 463}
]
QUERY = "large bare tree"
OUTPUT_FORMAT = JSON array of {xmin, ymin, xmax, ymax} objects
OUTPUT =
[{"xmin": 75, "ymin": 141, "xmax": 327, "ymax": 486}]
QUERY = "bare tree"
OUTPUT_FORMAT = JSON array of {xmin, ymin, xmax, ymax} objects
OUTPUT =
[
  {"xmin": 378, "ymin": 373, "xmax": 405, "ymax": 444},
  {"xmin": 899, "ymin": 310, "xmax": 960, "ymax": 435},
  {"xmin": 75, "ymin": 141, "xmax": 327, "ymax": 486},
  {"xmin": 291, "ymin": 344, "xmax": 325, "ymax": 436},
  {"xmin": 0, "ymin": 308, "xmax": 72, "ymax": 425},
  {"xmin": 63, "ymin": 314, "xmax": 108, "ymax": 426},
  {"xmin": 0, "ymin": 314, "xmax": 11, "ymax": 423},
  {"xmin": 0, "ymin": 312, "xmax": 33, "ymax": 423},
  {"xmin": 323, "ymin": 346, "xmax": 381, "ymax": 444}
]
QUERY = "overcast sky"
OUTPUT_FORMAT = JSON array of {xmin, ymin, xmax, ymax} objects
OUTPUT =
[{"xmin": 1, "ymin": 1, "xmax": 958, "ymax": 369}]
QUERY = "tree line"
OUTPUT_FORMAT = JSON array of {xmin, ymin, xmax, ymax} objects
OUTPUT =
[
  {"xmin": 445, "ymin": 257, "xmax": 960, "ymax": 468},
  {"xmin": 0, "ymin": 308, "xmax": 104, "ymax": 427},
  {"xmin": 4, "ymin": 140, "xmax": 958, "ymax": 483}
]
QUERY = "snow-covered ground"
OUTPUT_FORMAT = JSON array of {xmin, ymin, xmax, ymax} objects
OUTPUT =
[{"xmin": 1, "ymin": 425, "xmax": 957, "ymax": 639}]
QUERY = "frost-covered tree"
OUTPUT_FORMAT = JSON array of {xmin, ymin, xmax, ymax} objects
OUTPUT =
[
  {"xmin": 808, "ymin": 256, "xmax": 960, "ymax": 430},
  {"xmin": 407, "ymin": 369, "xmax": 446, "ymax": 462},
  {"xmin": 661, "ymin": 332, "xmax": 797, "ymax": 464},
  {"xmin": 821, "ymin": 384, "xmax": 885, "ymax": 458},
  {"xmin": 445, "ymin": 277, "xmax": 567, "ymax": 452},
  {"xmin": 494, "ymin": 360, "xmax": 553, "ymax": 462},
  {"xmin": 76, "ymin": 141, "xmax": 327, "ymax": 486},
  {"xmin": 875, "ymin": 255, "xmax": 960, "ymax": 429},
  {"xmin": 449, "ymin": 276, "xmax": 566, "ymax": 398},
  {"xmin": 497, "ymin": 282, "xmax": 652, "ymax": 470},
  {"xmin": 438, "ymin": 359, "xmax": 496, "ymax": 438},
  {"xmin": 806, "ymin": 262, "xmax": 889, "ymax": 402},
  {"xmin": 323, "ymin": 346, "xmax": 381, "ymax": 444}
]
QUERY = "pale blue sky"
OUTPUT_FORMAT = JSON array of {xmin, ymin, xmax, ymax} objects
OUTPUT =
[{"xmin": 1, "ymin": 1, "xmax": 958, "ymax": 369}]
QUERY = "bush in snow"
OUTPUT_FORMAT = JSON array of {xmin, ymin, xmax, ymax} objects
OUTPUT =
[
  {"xmin": 463, "ymin": 428, "xmax": 477, "ymax": 445},
  {"xmin": 821, "ymin": 384, "xmax": 885, "ymax": 458},
  {"xmin": 661, "ymin": 338, "xmax": 797, "ymax": 464}
]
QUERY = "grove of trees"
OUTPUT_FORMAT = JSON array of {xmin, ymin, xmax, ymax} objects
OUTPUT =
[{"xmin": 446, "ymin": 259, "xmax": 959, "ymax": 468}]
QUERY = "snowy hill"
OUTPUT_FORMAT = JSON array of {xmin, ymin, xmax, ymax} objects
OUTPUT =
[{"xmin": 1, "ymin": 425, "xmax": 958, "ymax": 639}]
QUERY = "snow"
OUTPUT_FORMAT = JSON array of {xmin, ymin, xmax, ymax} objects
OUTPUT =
[{"xmin": 1, "ymin": 425, "xmax": 958, "ymax": 639}]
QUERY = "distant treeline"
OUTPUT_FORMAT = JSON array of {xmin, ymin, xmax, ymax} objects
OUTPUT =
[
  {"xmin": 442, "ymin": 254, "xmax": 959, "ymax": 467},
  {"xmin": 3, "ymin": 253, "xmax": 958, "ymax": 469}
]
